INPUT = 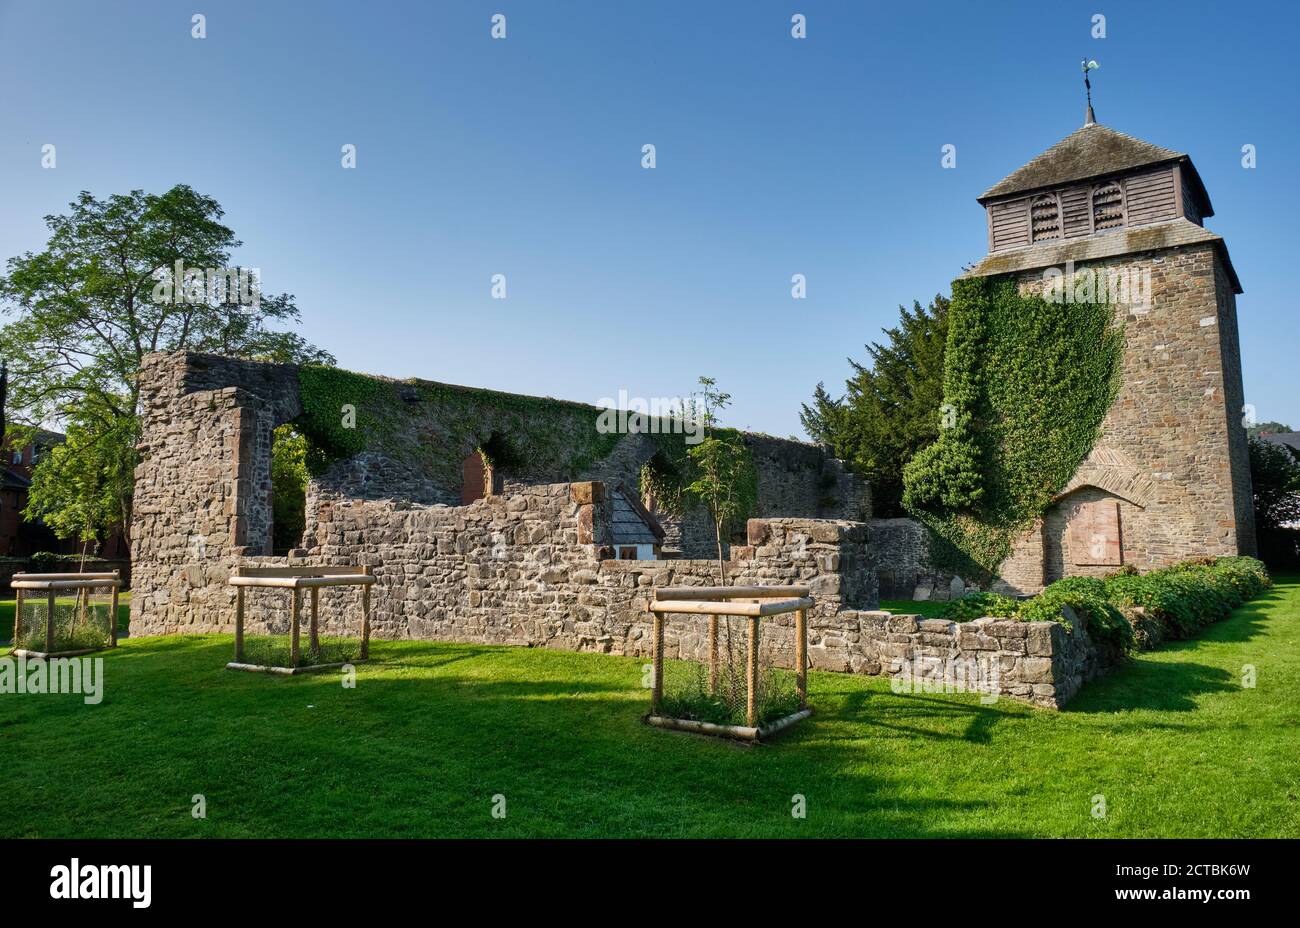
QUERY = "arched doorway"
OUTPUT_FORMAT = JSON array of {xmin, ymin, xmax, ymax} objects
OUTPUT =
[{"xmin": 460, "ymin": 450, "xmax": 491, "ymax": 505}]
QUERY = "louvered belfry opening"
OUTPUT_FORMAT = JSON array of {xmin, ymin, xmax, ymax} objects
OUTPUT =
[
  {"xmin": 1091, "ymin": 181, "xmax": 1125, "ymax": 231},
  {"xmin": 979, "ymin": 123, "xmax": 1218, "ymax": 254},
  {"xmin": 1030, "ymin": 193, "xmax": 1062, "ymax": 242}
]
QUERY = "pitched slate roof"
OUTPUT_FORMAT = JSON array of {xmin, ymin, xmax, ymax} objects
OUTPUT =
[
  {"xmin": 610, "ymin": 488, "xmax": 663, "ymax": 547},
  {"xmin": 978, "ymin": 123, "xmax": 1197, "ymax": 204},
  {"xmin": 1260, "ymin": 432, "xmax": 1300, "ymax": 454}
]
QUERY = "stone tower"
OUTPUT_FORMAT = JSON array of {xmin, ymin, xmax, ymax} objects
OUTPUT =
[{"xmin": 964, "ymin": 119, "xmax": 1255, "ymax": 592}]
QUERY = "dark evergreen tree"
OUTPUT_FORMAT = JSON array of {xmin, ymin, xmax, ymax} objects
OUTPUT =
[{"xmin": 801, "ymin": 295, "xmax": 949, "ymax": 515}]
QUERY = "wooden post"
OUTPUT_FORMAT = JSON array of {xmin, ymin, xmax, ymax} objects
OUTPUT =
[
  {"xmin": 234, "ymin": 587, "xmax": 245, "ymax": 661},
  {"xmin": 746, "ymin": 616, "xmax": 760, "ymax": 727},
  {"xmin": 708, "ymin": 615, "xmax": 719, "ymax": 694},
  {"xmin": 12, "ymin": 588, "xmax": 23, "ymax": 649},
  {"xmin": 310, "ymin": 586, "xmax": 320, "ymax": 655},
  {"xmin": 359, "ymin": 567, "xmax": 372, "ymax": 660},
  {"xmin": 110, "ymin": 575, "xmax": 120, "ymax": 648},
  {"xmin": 795, "ymin": 608, "xmax": 808, "ymax": 708},
  {"xmin": 46, "ymin": 589, "xmax": 56, "ymax": 654},
  {"xmin": 290, "ymin": 588, "xmax": 301, "ymax": 667},
  {"xmin": 651, "ymin": 610, "xmax": 664, "ymax": 715}
]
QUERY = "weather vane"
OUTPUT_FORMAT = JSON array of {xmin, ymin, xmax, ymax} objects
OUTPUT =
[{"xmin": 1081, "ymin": 58, "xmax": 1100, "ymax": 125}]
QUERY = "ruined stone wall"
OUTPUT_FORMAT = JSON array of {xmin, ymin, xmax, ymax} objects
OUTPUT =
[
  {"xmin": 136, "ymin": 472, "xmax": 878, "ymax": 649},
  {"xmin": 131, "ymin": 352, "xmax": 867, "ymax": 629},
  {"xmin": 866, "ymin": 517, "xmax": 981, "ymax": 602},
  {"xmin": 132, "ymin": 372, "xmax": 278, "ymax": 631},
  {"xmin": 840, "ymin": 607, "xmax": 1103, "ymax": 709},
  {"xmin": 991, "ymin": 242, "xmax": 1255, "ymax": 592}
]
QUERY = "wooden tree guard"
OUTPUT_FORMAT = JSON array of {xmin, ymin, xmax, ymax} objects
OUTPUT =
[
  {"xmin": 9, "ymin": 571, "xmax": 122, "ymax": 659},
  {"xmin": 227, "ymin": 565, "xmax": 375, "ymax": 674},
  {"xmin": 646, "ymin": 585, "xmax": 814, "ymax": 742}
]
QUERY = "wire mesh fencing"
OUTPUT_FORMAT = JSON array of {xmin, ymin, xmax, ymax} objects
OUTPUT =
[
  {"xmin": 657, "ymin": 615, "xmax": 801, "ymax": 728},
  {"xmin": 234, "ymin": 584, "xmax": 366, "ymax": 669},
  {"xmin": 14, "ymin": 590, "xmax": 115, "ymax": 654}
]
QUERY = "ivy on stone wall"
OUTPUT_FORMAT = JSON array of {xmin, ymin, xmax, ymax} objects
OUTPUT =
[
  {"xmin": 295, "ymin": 364, "xmax": 625, "ymax": 485},
  {"xmin": 902, "ymin": 275, "xmax": 1124, "ymax": 582},
  {"xmin": 296, "ymin": 365, "xmax": 388, "ymax": 472}
]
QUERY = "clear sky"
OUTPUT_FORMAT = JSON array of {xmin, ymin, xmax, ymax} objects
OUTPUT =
[{"xmin": 1, "ymin": 0, "xmax": 1296, "ymax": 437}]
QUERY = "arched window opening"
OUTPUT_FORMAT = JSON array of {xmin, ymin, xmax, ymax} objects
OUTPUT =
[
  {"xmin": 1092, "ymin": 181, "xmax": 1125, "ymax": 231},
  {"xmin": 1030, "ymin": 193, "xmax": 1062, "ymax": 242},
  {"xmin": 460, "ymin": 449, "xmax": 491, "ymax": 504},
  {"xmin": 460, "ymin": 434, "xmax": 516, "ymax": 504}
]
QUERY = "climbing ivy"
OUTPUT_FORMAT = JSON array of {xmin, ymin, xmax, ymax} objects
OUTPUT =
[
  {"xmin": 296, "ymin": 365, "xmax": 388, "ymax": 473},
  {"xmin": 901, "ymin": 275, "xmax": 1124, "ymax": 582},
  {"xmin": 295, "ymin": 364, "xmax": 627, "ymax": 485}
]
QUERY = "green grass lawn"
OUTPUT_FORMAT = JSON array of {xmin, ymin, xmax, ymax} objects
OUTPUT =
[
  {"xmin": 880, "ymin": 598, "xmax": 949, "ymax": 618},
  {"xmin": 2, "ymin": 579, "xmax": 1297, "ymax": 838}
]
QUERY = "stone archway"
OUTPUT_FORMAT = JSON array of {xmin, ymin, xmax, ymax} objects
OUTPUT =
[{"xmin": 1043, "ymin": 485, "xmax": 1130, "ymax": 583}]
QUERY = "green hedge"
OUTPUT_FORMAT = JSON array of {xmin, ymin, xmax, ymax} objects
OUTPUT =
[
  {"xmin": 936, "ymin": 556, "xmax": 1271, "ymax": 655},
  {"xmin": 1019, "ymin": 576, "xmax": 1134, "ymax": 654},
  {"xmin": 938, "ymin": 591, "xmax": 1019, "ymax": 621},
  {"xmin": 1103, "ymin": 556, "xmax": 1271, "ymax": 639}
]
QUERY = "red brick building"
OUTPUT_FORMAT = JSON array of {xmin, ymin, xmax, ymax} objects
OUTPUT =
[{"xmin": 0, "ymin": 430, "xmax": 129, "ymax": 559}]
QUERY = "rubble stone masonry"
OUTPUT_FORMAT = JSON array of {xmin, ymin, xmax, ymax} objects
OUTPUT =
[
  {"xmin": 989, "ymin": 242, "xmax": 1255, "ymax": 593},
  {"xmin": 130, "ymin": 352, "xmax": 1126, "ymax": 707}
]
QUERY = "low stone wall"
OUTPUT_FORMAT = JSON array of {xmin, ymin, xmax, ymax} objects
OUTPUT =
[
  {"xmin": 133, "ymin": 480, "xmax": 877, "ymax": 639},
  {"xmin": 829, "ymin": 607, "xmax": 1102, "ymax": 708},
  {"xmin": 132, "ymin": 475, "xmax": 1107, "ymax": 708}
]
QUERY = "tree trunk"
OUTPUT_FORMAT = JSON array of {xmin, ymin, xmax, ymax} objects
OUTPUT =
[{"xmin": 714, "ymin": 518, "xmax": 728, "ymax": 586}]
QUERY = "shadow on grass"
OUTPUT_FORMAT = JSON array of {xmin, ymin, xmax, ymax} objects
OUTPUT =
[
  {"xmin": 2, "ymin": 633, "xmax": 1049, "ymax": 838},
  {"xmin": 1065, "ymin": 580, "xmax": 1291, "ymax": 714},
  {"xmin": 833, "ymin": 688, "xmax": 1017, "ymax": 744},
  {"xmin": 1068, "ymin": 659, "xmax": 1237, "ymax": 713}
]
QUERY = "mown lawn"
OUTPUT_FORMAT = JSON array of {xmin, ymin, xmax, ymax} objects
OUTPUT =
[
  {"xmin": 1, "ymin": 579, "xmax": 1297, "ymax": 838},
  {"xmin": 880, "ymin": 598, "xmax": 949, "ymax": 618}
]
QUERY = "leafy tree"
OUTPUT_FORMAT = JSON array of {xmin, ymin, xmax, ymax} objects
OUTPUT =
[
  {"xmin": 1249, "ymin": 436, "xmax": 1300, "ymax": 533},
  {"xmin": 271, "ymin": 425, "xmax": 310, "ymax": 555},
  {"xmin": 24, "ymin": 405, "xmax": 134, "ymax": 561},
  {"xmin": 1249, "ymin": 436, "xmax": 1300, "ymax": 568},
  {"xmin": 686, "ymin": 377, "xmax": 754, "ymax": 584},
  {"xmin": 801, "ymin": 295, "xmax": 949, "ymax": 515},
  {"xmin": 0, "ymin": 186, "xmax": 333, "ymax": 547},
  {"xmin": 1247, "ymin": 420, "xmax": 1294, "ymax": 437}
]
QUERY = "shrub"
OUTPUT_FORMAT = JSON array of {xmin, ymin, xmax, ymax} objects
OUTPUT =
[
  {"xmin": 940, "ymin": 557, "xmax": 1272, "ymax": 659},
  {"xmin": 1104, "ymin": 556, "xmax": 1270, "ymax": 640},
  {"xmin": 939, "ymin": 591, "xmax": 1020, "ymax": 621},
  {"xmin": 1019, "ymin": 576, "xmax": 1134, "ymax": 655}
]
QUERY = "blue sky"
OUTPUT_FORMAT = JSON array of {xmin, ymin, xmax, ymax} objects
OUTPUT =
[{"xmin": 1, "ymin": 0, "xmax": 1296, "ymax": 437}]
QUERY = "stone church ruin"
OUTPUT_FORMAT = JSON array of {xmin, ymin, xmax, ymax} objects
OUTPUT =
[{"xmin": 129, "ymin": 117, "xmax": 1256, "ymax": 707}]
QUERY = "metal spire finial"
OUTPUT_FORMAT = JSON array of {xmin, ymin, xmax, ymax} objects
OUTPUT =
[{"xmin": 1081, "ymin": 59, "xmax": 1100, "ymax": 125}]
